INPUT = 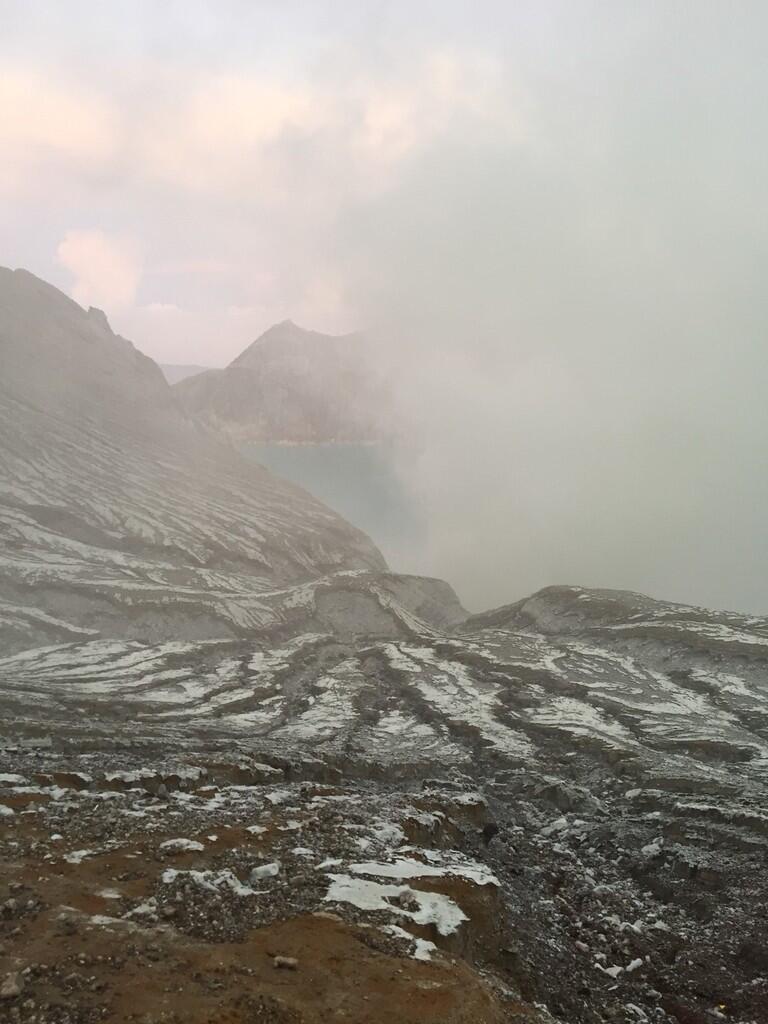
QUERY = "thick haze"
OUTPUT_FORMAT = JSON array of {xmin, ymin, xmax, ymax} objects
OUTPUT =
[{"xmin": 2, "ymin": 1, "xmax": 767, "ymax": 613}]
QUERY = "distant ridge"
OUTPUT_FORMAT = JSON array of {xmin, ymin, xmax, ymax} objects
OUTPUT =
[
  {"xmin": 160, "ymin": 363, "xmax": 211, "ymax": 385},
  {"xmin": 230, "ymin": 319, "xmax": 361, "ymax": 368},
  {"xmin": 173, "ymin": 320, "xmax": 389, "ymax": 443}
]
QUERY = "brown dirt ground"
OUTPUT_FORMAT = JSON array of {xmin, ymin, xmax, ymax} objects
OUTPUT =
[{"xmin": 0, "ymin": 805, "xmax": 540, "ymax": 1023}]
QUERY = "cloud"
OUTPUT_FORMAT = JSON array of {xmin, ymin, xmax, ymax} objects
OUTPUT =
[
  {"xmin": 118, "ymin": 52, "xmax": 509, "ymax": 214},
  {"xmin": 57, "ymin": 230, "xmax": 142, "ymax": 309},
  {"xmin": 0, "ymin": 69, "xmax": 117, "ymax": 193},
  {"xmin": 137, "ymin": 74, "xmax": 328, "ymax": 194},
  {"xmin": 337, "ymin": 56, "xmax": 768, "ymax": 613},
  {"xmin": 354, "ymin": 50, "xmax": 508, "ymax": 171},
  {"xmin": 141, "ymin": 302, "xmax": 182, "ymax": 314}
]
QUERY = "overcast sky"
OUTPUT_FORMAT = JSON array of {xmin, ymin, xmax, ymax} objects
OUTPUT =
[{"xmin": 2, "ymin": 1, "xmax": 767, "ymax": 613}]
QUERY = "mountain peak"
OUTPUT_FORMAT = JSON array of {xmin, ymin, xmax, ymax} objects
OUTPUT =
[{"xmin": 229, "ymin": 320, "xmax": 360, "ymax": 368}]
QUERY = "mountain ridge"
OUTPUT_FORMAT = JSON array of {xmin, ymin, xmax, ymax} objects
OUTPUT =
[
  {"xmin": 230, "ymin": 318, "xmax": 364, "ymax": 369},
  {"xmin": 0, "ymin": 267, "xmax": 397, "ymax": 653},
  {"xmin": 173, "ymin": 318, "xmax": 390, "ymax": 444}
]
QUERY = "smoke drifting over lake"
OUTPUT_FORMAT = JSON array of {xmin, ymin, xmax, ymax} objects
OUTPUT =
[{"xmin": 2, "ymin": 1, "xmax": 767, "ymax": 612}]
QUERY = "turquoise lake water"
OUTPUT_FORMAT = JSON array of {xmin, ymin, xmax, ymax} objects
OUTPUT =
[{"xmin": 240, "ymin": 443, "xmax": 425, "ymax": 568}]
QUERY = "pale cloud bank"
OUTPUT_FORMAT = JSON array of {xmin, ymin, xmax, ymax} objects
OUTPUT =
[
  {"xmin": 0, "ymin": 69, "xmax": 116, "ymax": 192},
  {"xmin": 1, "ymin": 41, "xmax": 506, "ymax": 361},
  {"xmin": 57, "ymin": 230, "xmax": 142, "ymax": 310}
]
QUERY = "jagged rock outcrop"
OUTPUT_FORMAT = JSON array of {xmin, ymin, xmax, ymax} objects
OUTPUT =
[{"xmin": 172, "ymin": 320, "xmax": 389, "ymax": 443}]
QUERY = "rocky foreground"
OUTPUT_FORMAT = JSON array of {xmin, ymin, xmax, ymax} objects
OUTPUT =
[
  {"xmin": 2, "ymin": 584, "xmax": 767, "ymax": 1024},
  {"xmin": 0, "ymin": 760, "xmax": 516, "ymax": 1024}
]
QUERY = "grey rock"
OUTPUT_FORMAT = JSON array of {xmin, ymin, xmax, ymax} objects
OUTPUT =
[
  {"xmin": 273, "ymin": 956, "xmax": 299, "ymax": 970},
  {"xmin": 174, "ymin": 320, "xmax": 389, "ymax": 444},
  {"xmin": 0, "ymin": 973, "xmax": 23, "ymax": 999}
]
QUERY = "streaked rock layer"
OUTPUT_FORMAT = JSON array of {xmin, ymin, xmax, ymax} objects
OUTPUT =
[{"xmin": 0, "ymin": 268, "xmax": 390, "ymax": 652}]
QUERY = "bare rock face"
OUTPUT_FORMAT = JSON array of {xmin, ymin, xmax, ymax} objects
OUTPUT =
[
  {"xmin": 173, "ymin": 320, "xmax": 390, "ymax": 443},
  {"xmin": 0, "ymin": 268, "xmax": 393, "ymax": 651}
]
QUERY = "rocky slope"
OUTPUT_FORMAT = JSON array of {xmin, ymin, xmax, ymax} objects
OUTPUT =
[
  {"xmin": 172, "ymin": 321, "xmax": 389, "ymax": 443},
  {"xmin": 0, "ymin": 269, "xmax": 400, "ymax": 655},
  {"xmin": 2, "ymin": 584, "xmax": 767, "ymax": 1023},
  {"xmin": 1, "ymin": 269, "xmax": 767, "ymax": 1024}
]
